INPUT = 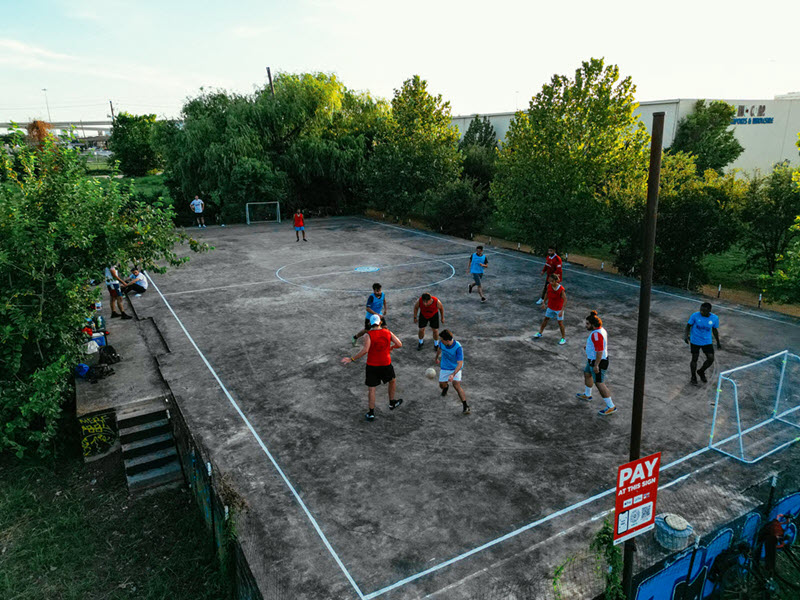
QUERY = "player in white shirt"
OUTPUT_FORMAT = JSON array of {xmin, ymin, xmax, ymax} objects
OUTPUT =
[
  {"xmin": 575, "ymin": 310, "xmax": 616, "ymax": 416},
  {"xmin": 190, "ymin": 195, "xmax": 205, "ymax": 228}
]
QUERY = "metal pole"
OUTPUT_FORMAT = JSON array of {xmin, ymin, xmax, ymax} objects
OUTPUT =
[
  {"xmin": 622, "ymin": 112, "xmax": 665, "ymax": 599},
  {"xmin": 42, "ymin": 88, "xmax": 52, "ymax": 122},
  {"xmin": 266, "ymin": 67, "xmax": 275, "ymax": 97}
]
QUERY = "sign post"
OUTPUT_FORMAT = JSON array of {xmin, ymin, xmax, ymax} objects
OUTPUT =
[{"xmin": 614, "ymin": 452, "xmax": 661, "ymax": 545}]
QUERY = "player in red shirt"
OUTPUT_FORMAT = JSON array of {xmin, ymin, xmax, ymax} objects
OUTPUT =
[
  {"xmin": 293, "ymin": 208, "xmax": 307, "ymax": 242},
  {"xmin": 536, "ymin": 245, "xmax": 562, "ymax": 305},
  {"xmin": 532, "ymin": 273, "xmax": 567, "ymax": 344},
  {"xmin": 342, "ymin": 314, "xmax": 403, "ymax": 421},
  {"xmin": 413, "ymin": 293, "xmax": 444, "ymax": 351}
]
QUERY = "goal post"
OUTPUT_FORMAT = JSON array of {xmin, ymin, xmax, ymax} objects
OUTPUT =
[
  {"xmin": 709, "ymin": 350, "xmax": 800, "ymax": 463},
  {"xmin": 245, "ymin": 202, "xmax": 281, "ymax": 225}
]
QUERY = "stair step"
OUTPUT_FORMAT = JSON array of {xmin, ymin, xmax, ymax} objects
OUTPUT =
[
  {"xmin": 117, "ymin": 409, "xmax": 167, "ymax": 430},
  {"xmin": 125, "ymin": 446, "xmax": 178, "ymax": 475},
  {"xmin": 127, "ymin": 460, "xmax": 183, "ymax": 493},
  {"xmin": 122, "ymin": 433, "xmax": 174, "ymax": 459},
  {"xmin": 119, "ymin": 418, "xmax": 170, "ymax": 444}
]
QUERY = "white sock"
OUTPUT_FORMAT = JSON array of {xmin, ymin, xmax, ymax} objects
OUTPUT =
[
  {"xmin": 604, "ymin": 397, "xmax": 614, "ymax": 409},
  {"xmin": 585, "ymin": 386, "xmax": 593, "ymax": 397}
]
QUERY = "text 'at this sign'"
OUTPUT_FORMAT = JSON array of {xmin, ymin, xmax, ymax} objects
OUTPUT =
[{"xmin": 614, "ymin": 452, "xmax": 661, "ymax": 545}]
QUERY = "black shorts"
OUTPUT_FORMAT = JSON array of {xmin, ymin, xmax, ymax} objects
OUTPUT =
[
  {"xmin": 690, "ymin": 343, "xmax": 714, "ymax": 356},
  {"xmin": 365, "ymin": 364, "xmax": 395, "ymax": 387},
  {"xmin": 418, "ymin": 313, "xmax": 439, "ymax": 329}
]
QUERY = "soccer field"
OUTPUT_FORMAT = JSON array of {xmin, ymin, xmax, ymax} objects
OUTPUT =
[{"xmin": 133, "ymin": 217, "xmax": 800, "ymax": 599}]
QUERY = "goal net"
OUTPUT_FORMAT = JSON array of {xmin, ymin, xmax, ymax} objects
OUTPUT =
[
  {"xmin": 245, "ymin": 202, "xmax": 281, "ymax": 225},
  {"xmin": 709, "ymin": 350, "xmax": 800, "ymax": 463}
]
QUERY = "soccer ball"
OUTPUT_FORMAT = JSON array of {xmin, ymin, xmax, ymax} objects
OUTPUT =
[{"xmin": 425, "ymin": 367, "xmax": 437, "ymax": 380}]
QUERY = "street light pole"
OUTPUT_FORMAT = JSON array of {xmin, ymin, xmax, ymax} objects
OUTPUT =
[{"xmin": 41, "ymin": 88, "xmax": 52, "ymax": 122}]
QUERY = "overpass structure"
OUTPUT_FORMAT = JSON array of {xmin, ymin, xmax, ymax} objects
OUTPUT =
[{"xmin": 0, "ymin": 120, "xmax": 114, "ymax": 136}]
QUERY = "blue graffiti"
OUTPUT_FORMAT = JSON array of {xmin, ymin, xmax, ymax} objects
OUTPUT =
[{"xmin": 634, "ymin": 491, "xmax": 800, "ymax": 599}]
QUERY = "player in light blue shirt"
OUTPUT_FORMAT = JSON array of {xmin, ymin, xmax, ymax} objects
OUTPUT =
[
  {"xmin": 352, "ymin": 282, "xmax": 388, "ymax": 345},
  {"xmin": 467, "ymin": 245, "xmax": 489, "ymax": 303},
  {"xmin": 684, "ymin": 302, "xmax": 721, "ymax": 385},
  {"xmin": 435, "ymin": 329, "xmax": 470, "ymax": 414}
]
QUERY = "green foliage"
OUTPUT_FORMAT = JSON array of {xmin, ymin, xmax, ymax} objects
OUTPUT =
[
  {"xmin": 108, "ymin": 112, "xmax": 162, "ymax": 176},
  {"xmin": 155, "ymin": 73, "xmax": 389, "ymax": 223},
  {"xmin": 365, "ymin": 75, "xmax": 461, "ymax": 217},
  {"xmin": 421, "ymin": 179, "xmax": 489, "ymax": 237},
  {"xmin": 739, "ymin": 163, "xmax": 800, "ymax": 275},
  {"xmin": 459, "ymin": 115, "xmax": 497, "ymax": 150},
  {"xmin": 762, "ymin": 216, "xmax": 800, "ymax": 303},
  {"xmin": 590, "ymin": 520, "xmax": 625, "ymax": 600},
  {"xmin": 0, "ymin": 130, "xmax": 208, "ymax": 456},
  {"xmin": 608, "ymin": 152, "xmax": 745, "ymax": 288},
  {"xmin": 120, "ymin": 174, "xmax": 174, "ymax": 209},
  {"xmin": 462, "ymin": 144, "xmax": 497, "ymax": 199},
  {"xmin": 670, "ymin": 100, "xmax": 744, "ymax": 173},
  {"xmin": 491, "ymin": 58, "xmax": 649, "ymax": 253}
]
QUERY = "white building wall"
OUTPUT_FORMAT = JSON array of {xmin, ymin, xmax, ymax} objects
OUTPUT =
[{"xmin": 452, "ymin": 95, "xmax": 800, "ymax": 174}]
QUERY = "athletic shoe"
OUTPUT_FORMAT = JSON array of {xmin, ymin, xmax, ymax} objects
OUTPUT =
[
  {"xmin": 110, "ymin": 312, "xmax": 120, "ymax": 318},
  {"xmin": 296, "ymin": 239, "xmax": 299, "ymax": 242},
  {"xmin": 598, "ymin": 406, "xmax": 617, "ymax": 416},
  {"xmin": 690, "ymin": 376, "xmax": 698, "ymax": 386},
  {"xmin": 481, "ymin": 297, "xmax": 486, "ymax": 303},
  {"xmin": 389, "ymin": 399, "xmax": 403, "ymax": 410},
  {"xmin": 698, "ymin": 370, "xmax": 707, "ymax": 383},
  {"xmin": 202, "ymin": 224, "xmax": 207, "ymax": 228},
  {"xmin": 532, "ymin": 332, "xmax": 543, "ymax": 339},
  {"xmin": 536, "ymin": 298, "xmax": 544, "ymax": 305},
  {"xmin": 558, "ymin": 338, "xmax": 566, "ymax": 345},
  {"xmin": 365, "ymin": 412, "xmax": 375, "ymax": 421},
  {"xmin": 417, "ymin": 341, "xmax": 424, "ymax": 351},
  {"xmin": 303, "ymin": 239, "xmax": 307, "ymax": 242},
  {"xmin": 441, "ymin": 384, "xmax": 449, "ymax": 397},
  {"xmin": 576, "ymin": 393, "xmax": 592, "ymax": 401},
  {"xmin": 469, "ymin": 284, "xmax": 474, "ymax": 294},
  {"xmin": 120, "ymin": 313, "xmax": 133, "ymax": 320},
  {"xmin": 463, "ymin": 405, "xmax": 471, "ymax": 415},
  {"xmin": 351, "ymin": 336, "xmax": 358, "ymax": 346}
]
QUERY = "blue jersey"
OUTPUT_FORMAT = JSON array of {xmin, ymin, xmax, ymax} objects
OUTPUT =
[
  {"xmin": 365, "ymin": 292, "xmax": 385, "ymax": 319},
  {"xmin": 470, "ymin": 253, "xmax": 487, "ymax": 274},
  {"xmin": 688, "ymin": 312, "xmax": 719, "ymax": 346},
  {"xmin": 440, "ymin": 340, "xmax": 464, "ymax": 371}
]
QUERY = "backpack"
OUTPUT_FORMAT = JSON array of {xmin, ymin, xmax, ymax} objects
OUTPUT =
[
  {"xmin": 86, "ymin": 364, "xmax": 115, "ymax": 384},
  {"xmin": 98, "ymin": 344, "xmax": 121, "ymax": 365}
]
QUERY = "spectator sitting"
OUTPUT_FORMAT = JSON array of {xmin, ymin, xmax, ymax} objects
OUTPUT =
[{"xmin": 122, "ymin": 267, "xmax": 149, "ymax": 297}]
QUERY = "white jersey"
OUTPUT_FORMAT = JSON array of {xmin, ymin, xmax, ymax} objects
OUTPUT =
[
  {"xmin": 131, "ymin": 272, "xmax": 149, "ymax": 290},
  {"xmin": 190, "ymin": 199, "xmax": 204, "ymax": 213},
  {"xmin": 104, "ymin": 265, "xmax": 119, "ymax": 286},
  {"xmin": 585, "ymin": 327, "xmax": 608, "ymax": 361}
]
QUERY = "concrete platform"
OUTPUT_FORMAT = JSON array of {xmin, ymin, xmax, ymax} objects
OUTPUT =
[{"xmin": 129, "ymin": 217, "xmax": 800, "ymax": 599}]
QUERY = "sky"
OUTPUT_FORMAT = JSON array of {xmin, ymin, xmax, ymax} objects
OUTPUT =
[{"xmin": 2, "ymin": 0, "xmax": 799, "ymax": 126}]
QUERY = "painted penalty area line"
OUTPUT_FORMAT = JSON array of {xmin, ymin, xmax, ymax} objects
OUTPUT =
[
  {"xmin": 359, "ymin": 218, "xmax": 799, "ymax": 327},
  {"xmin": 144, "ymin": 272, "xmax": 367, "ymax": 600}
]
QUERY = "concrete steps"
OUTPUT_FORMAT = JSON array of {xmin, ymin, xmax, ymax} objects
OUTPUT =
[{"xmin": 119, "ymin": 405, "xmax": 183, "ymax": 493}]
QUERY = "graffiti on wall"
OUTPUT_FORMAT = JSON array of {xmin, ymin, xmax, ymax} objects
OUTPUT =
[
  {"xmin": 79, "ymin": 412, "xmax": 117, "ymax": 457},
  {"xmin": 634, "ymin": 492, "xmax": 800, "ymax": 600}
]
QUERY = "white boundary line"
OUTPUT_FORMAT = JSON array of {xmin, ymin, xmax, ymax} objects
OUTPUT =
[
  {"xmin": 357, "ymin": 218, "xmax": 800, "ymax": 327},
  {"xmin": 144, "ymin": 271, "xmax": 366, "ymax": 600}
]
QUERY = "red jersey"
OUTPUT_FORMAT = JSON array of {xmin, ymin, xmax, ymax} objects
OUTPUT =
[
  {"xmin": 366, "ymin": 329, "xmax": 392, "ymax": 366},
  {"xmin": 293, "ymin": 213, "xmax": 304, "ymax": 227},
  {"xmin": 546, "ymin": 283, "xmax": 566, "ymax": 311},
  {"xmin": 542, "ymin": 253, "xmax": 563, "ymax": 280},
  {"xmin": 418, "ymin": 296, "xmax": 439, "ymax": 319}
]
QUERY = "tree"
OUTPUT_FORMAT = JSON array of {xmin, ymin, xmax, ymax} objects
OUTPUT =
[
  {"xmin": 607, "ymin": 152, "xmax": 745, "ymax": 288},
  {"xmin": 491, "ymin": 58, "xmax": 649, "ymax": 253},
  {"xmin": 670, "ymin": 100, "xmax": 744, "ymax": 173},
  {"xmin": 459, "ymin": 115, "xmax": 496, "ymax": 150},
  {"xmin": 762, "ymin": 217, "xmax": 800, "ymax": 303},
  {"xmin": 108, "ymin": 112, "xmax": 162, "ymax": 176},
  {"xmin": 365, "ymin": 75, "xmax": 461, "ymax": 217},
  {"xmin": 739, "ymin": 163, "xmax": 800, "ymax": 275},
  {"xmin": 0, "ymin": 129, "xmax": 208, "ymax": 456}
]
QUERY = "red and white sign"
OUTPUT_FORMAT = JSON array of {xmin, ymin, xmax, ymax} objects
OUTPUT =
[{"xmin": 613, "ymin": 452, "xmax": 661, "ymax": 545}]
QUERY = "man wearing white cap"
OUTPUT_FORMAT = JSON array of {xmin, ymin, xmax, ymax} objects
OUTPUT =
[{"xmin": 342, "ymin": 314, "xmax": 403, "ymax": 421}]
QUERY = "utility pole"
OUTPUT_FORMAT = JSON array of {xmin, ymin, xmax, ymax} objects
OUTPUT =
[
  {"xmin": 41, "ymin": 88, "xmax": 52, "ymax": 122},
  {"xmin": 266, "ymin": 67, "xmax": 275, "ymax": 97},
  {"xmin": 108, "ymin": 100, "xmax": 116, "ymax": 123},
  {"xmin": 622, "ymin": 112, "xmax": 665, "ymax": 599}
]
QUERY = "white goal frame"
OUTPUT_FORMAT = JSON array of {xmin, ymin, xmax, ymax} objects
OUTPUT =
[
  {"xmin": 245, "ymin": 201, "xmax": 281, "ymax": 225},
  {"xmin": 709, "ymin": 349, "xmax": 800, "ymax": 463}
]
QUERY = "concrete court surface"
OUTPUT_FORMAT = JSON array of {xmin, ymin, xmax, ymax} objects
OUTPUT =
[{"xmin": 134, "ymin": 217, "xmax": 800, "ymax": 599}]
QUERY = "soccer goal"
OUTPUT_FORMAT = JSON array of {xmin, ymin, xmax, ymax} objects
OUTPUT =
[
  {"xmin": 245, "ymin": 201, "xmax": 281, "ymax": 225},
  {"xmin": 709, "ymin": 350, "xmax": 800, "ymax": 463}
]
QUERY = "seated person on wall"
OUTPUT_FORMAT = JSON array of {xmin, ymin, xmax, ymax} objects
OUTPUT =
[{"xmin": 122, "ymin": 267, "xmax": 149, "ymax": 297}]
